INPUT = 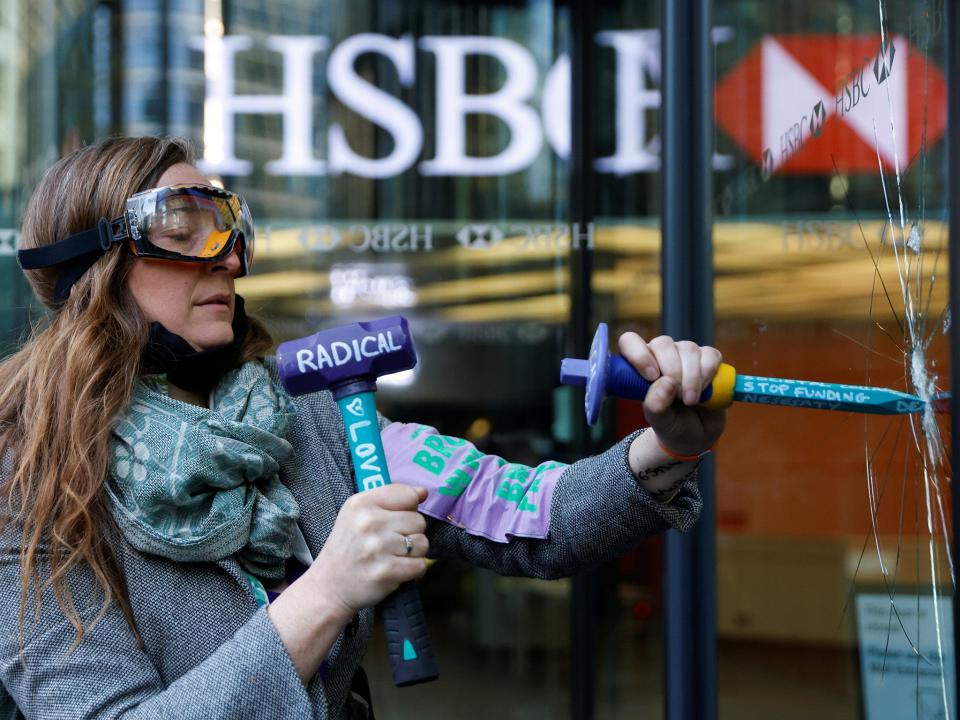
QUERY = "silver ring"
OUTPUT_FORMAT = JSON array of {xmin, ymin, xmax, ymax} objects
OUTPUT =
[{"xmin": 403, "ymin": 534, "xmax": 414, "ymax": 556}]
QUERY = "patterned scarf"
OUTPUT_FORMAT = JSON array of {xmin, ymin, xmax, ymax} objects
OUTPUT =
[{"xmin": 106, "ymin": 361, "xmax": 300, "ymax": 582}]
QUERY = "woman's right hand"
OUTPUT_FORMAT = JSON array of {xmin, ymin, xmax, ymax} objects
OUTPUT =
[
  {"xmin": 309, "ymin": 484, "xmax": 429, "ymax": 617},
  {"xmin": 267, "ymin": 484, "xmax": 429, "ymax": 684}
]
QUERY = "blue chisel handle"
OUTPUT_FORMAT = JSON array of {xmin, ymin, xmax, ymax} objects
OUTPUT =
[
  {"xmin": 560, "ymin": 323, "xmax": 737, "ymax": 424},
  {"xmin": 336, "ymin": 391, "xmax": 439, "ymax": 686},
  {"xmin": 604, "ymin": 354, "xmax": 716, "ymax": 402}
]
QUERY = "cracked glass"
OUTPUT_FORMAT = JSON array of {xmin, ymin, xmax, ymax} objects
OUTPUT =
[{"xmin": 713, "ymin": 1, "xmax": 952, "ymax": 717}]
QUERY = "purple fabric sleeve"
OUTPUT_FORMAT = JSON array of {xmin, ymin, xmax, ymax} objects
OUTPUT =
[{"xmin": 381, "ymin": 422, "xmax": 567, "ymax": 543}]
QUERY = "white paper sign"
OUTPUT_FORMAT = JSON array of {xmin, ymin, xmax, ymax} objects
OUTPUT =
[{"xmin": 856, "ymin": 593, "xmax": 956, "ymax": 720}]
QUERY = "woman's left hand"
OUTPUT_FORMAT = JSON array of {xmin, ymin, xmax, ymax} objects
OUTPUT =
[{"xmin": 618, "ymin": 332, "xmax": 727, "ymax": 458}]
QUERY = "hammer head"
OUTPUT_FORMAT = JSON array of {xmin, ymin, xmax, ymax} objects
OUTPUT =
[{"xmin": 277, "ymin": 316, "xmax": 417, "ymax": 397}]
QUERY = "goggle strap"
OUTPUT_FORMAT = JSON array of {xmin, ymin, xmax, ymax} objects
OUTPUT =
[
  {"xmin": 17, "ymin": 217, "xmax": 126, "ymax": 270},
  {"xmin": 53, "ymin": 255, "xmax": 102, "ymax": 304},
  {"xmin": 18, "ymin": 216, "xmax": 129, "ymax": 304}
]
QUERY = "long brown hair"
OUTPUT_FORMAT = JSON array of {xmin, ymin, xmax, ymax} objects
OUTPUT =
[{"xmin": 0, "ymin": 137, "xmax": 273, "ymax": 645}]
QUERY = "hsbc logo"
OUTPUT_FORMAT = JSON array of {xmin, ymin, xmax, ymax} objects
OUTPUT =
[
  {"xmin": 872, "ymin": 40, "xmax": 895, "ymax": 84},
  {"xmin": 193, "ymin": 30, "xmax": 737, "ymax": 179},
  {"xmin": 456, "ymin": 224, "xmax": 504, "ymax": 250},
  {"xmin": 761, "ymin": 149, "xmax": 774, "ymax": 180},
  {"xmin": 715, "ymin": 34, "xmax": 946, "ymax": 175},
  {"xmin": 456, "ymin": 222, "xmax": 594, "ymax": 250},
  {"xmin": 809, "ymin": 101, "xmax": 827, "ymax": 139},
  {"xmin": 0, "ymin": 230, "xmax": 18, "ymax": 255}
]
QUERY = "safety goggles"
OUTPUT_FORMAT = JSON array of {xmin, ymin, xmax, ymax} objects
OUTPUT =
[{"xmin": 18, "ymin": 184, "xmax": 255, "ymax": 303}]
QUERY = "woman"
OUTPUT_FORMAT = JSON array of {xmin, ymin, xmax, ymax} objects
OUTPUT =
[{"xmin": 0, "ymin": 137, "xmax": 724, "ymax": 718}]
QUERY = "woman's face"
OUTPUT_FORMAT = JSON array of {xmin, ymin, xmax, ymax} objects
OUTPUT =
[{"xmin": 128, "ymin": 163, "xmax": 242, "ymax": 351}]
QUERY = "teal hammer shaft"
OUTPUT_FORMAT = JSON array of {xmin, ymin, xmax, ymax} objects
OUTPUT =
[{"xmin": 337, "ymin": 391, "xmax": 439, "ymax": 687}]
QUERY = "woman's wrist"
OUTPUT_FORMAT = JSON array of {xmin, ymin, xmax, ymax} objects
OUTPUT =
[
  {"xmin": 628, "ymin": 430, "xmax": 703, "ymax": 502},
  {"xmin": 267, "ymin": 576, "xmax": 354, "ymax": 685},
  {"xmin": 655, "ymin": 435, "xmax": 716, "ymax": 462},
  {"xmin": 629, "ymin": 428, "xmax": 708, "ymax": 470}
]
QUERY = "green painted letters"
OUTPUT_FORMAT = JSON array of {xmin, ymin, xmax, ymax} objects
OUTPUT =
[
  {"xmin": 438, "ymin": 468, "xmax": 472, "ymax": 497},
  {"xmin": 412, "ymin": 450, "xmax": 446, "ymax": 476}
]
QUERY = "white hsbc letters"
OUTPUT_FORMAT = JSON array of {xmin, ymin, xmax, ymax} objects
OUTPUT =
[
  {"xmin": 327, "ymin": 34, "xmax": 422, "ymax": 178},
  {"xmin": 594, "ymin": 30, "xmax": 661, "ymax": 175},
  {"xmin": 418, "ymin": 36, "xmax": 541, "ymax": 176},
  {"xmin": 196, "ymin": 35, "xmax": 330, "ymax": 175},
  {"xmin": 196, "ymin": 30, "xmax": 730, "ymax": 178}
]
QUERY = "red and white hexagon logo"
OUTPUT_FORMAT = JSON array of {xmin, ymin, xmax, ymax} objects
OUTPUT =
[{"xmin": 714, "ymin": 35, "xmax": 947, "ymax": 174}]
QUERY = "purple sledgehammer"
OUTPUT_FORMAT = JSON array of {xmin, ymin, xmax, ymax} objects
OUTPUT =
[{"xmin": 277, "ymin": 316, "xmax": 439, "ymax": 687}]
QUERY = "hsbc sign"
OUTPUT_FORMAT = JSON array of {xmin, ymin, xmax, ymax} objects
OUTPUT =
[
  {"xmin": 714, "ymin": 34, "xmax": 947, "ymax": 174},
  {"xmin": 195, "ymin": 31, "xmax": 942, "ymax": 180},
  {"xmin": 195, "ymin": 30, "xmax": 736, "ymax": 179}
]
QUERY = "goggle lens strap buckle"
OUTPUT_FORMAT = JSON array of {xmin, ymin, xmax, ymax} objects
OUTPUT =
[{"xmin": 98, "ymin": 217, "xmax": 129, "ymax": 250}]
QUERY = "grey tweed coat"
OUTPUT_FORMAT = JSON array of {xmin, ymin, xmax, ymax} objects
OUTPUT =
[{"xmin": 0, "ymin": 360, "xmax": 701, "ymax": 719}]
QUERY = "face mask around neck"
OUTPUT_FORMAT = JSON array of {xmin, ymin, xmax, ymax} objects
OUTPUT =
[{"xmin": 141, "ymin": 295, "xmax": 251, "ymax": 393}]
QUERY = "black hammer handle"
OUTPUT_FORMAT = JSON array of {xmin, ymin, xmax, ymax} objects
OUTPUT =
[{"xmin": 381, "ymin": 581, "xmax": 439, "ymax": 686}]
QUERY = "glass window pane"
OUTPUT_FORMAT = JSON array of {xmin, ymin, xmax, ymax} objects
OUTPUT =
[{"xmin": 713, "ymin": 1, "xmax": 952, "ymax": 718}]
